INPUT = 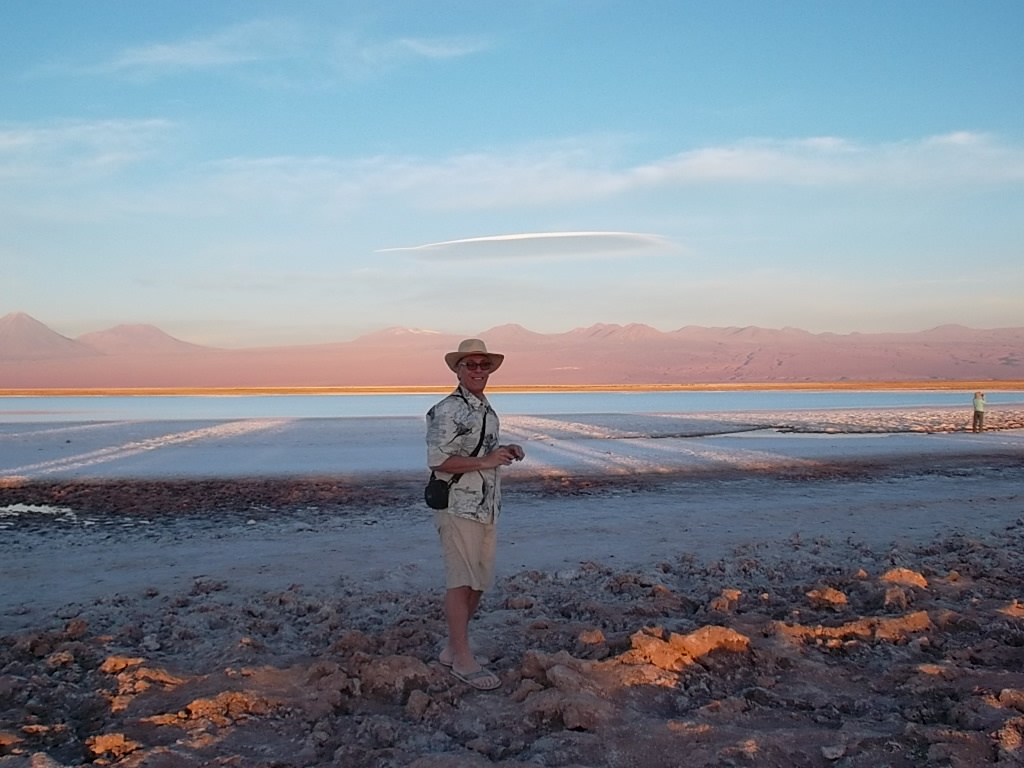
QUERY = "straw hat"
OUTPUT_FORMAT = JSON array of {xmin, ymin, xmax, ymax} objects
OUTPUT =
[{"xmin": 445, "ymin": 338, "xmax": 504, "ymax": 373}]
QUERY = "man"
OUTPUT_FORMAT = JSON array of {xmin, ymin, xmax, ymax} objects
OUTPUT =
[
  {"xmin": 973, "ymin": 392, "xmax": 986, "ymax": 432},
  {"xmin": 425, "ymin": 338, "xmax": 524, "ymax": 691}
]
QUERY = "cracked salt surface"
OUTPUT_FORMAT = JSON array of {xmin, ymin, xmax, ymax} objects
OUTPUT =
[
  {"xmin": 0, "ymin": 502, "xmax": 158, "ymax": 533},
  {"xmin": 0, "ymin": 503, "xmax": 77, "ymax": 524},
  {"xmin": 0, "ymin": 406, "xmax": 1022, "ymax": 481}
]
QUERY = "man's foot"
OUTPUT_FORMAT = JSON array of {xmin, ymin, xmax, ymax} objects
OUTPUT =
[
  {"xmin": 438, "ymin": 647, "xmax": 486, "ymax": 668},
  {"xmin": 449, "ymin": 665, "xmax": 501, "ymax": 691}
]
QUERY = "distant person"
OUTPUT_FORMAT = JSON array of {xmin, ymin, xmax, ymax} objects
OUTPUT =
[
  {"xmin": 972, "ymin": 391, "xmax": 986, "ymax": 432},
  {"xmin": 425, "ymin": 339, "xmax": 524, "ymax": 691}
]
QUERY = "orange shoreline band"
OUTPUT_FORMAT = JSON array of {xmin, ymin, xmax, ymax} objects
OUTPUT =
[{"xmin": 2, "ymin": 381, "xmax": 1024, "ymax": 397}]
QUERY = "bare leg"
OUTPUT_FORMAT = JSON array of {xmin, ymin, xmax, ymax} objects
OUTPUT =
[
  {"xmin": 439, "ymin": 586, "xmax": 500, "ymax": 689},
  {"xmin": 440, "ymin": 585, "xmax": 483, "ymax": 673}
]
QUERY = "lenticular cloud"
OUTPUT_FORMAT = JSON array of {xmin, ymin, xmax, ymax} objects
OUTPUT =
[{"xmin": 378, "ymin": 231, "xmax": 674, "ymax": 261}]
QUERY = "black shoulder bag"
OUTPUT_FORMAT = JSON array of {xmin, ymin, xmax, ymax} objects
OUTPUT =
[{"xmin": 425, "ymin": 411, "xmax": 487, "ymax": 510}]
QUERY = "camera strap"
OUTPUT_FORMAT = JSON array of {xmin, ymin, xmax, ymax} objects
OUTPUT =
[
  {"xmin": 432, "ymin": 389, "xmax": 489, "ymax": 487},
  {"xmin": 445, "ymin": 409, "xmax": 487, "ymax": 485}
]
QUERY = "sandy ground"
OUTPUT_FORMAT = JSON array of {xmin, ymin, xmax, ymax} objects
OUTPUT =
[{"xmin": 2, "ymin": 407, "xmax": 1024, "ymax": 767}]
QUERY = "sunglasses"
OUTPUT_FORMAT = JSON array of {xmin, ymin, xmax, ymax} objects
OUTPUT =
[{"xmin": 459, "ymin": 360, "xmax": 493, "ymax": 371}]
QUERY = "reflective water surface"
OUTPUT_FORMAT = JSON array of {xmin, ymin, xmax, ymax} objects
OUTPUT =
[{"xmin": 2, "ymin": 389, "xmax": 1022, "ymax": 423}]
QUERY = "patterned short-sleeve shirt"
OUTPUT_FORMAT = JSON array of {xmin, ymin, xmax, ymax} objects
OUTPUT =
[{"xmin": 425, "ymin": 385, "xmax": 501, "ymax": 524}]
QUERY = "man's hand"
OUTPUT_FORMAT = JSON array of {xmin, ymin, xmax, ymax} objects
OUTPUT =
[
  {"xmin": 441, "ymin": 444, "xmax": 526, "ymax": 472},
  {"xmin": 497, "ymin": 444, "xmax": 525, "ymax": 462},
  {"xmin": 505, "ymin": 443, "xmax": 525, "ymax": 461},
  {"xmin": 486, "ymin": 444, "xmax": 524, "ymax": 467}
]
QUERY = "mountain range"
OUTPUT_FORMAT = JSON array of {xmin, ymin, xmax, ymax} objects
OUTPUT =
[{"xmin": 1, "ymin": 311, "xmax": 1022, "ymax": 389}]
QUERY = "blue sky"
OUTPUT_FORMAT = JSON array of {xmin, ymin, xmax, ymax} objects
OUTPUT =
[{"xmin": 2, "ymin": 1, "xmax": 1022, "ymax": 347}]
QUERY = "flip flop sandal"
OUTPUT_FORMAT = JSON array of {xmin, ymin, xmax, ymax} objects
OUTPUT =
[
  {"xmin": 449, "ymin": 666, "xmax": 501, "ymax": 691},
  {"xmin": 439, "ymin": 654, "xmax": 487, "ymax": 668}
]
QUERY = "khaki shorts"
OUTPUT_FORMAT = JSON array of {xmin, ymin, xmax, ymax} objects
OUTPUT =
[{"xmin": 434, "ymin": 511, "xmax": 496, "ymax": 592}]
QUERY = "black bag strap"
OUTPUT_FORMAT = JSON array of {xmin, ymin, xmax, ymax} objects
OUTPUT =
[{"xmin": 434, "ymin": 406, "xmax": 488, "ymax": 487}]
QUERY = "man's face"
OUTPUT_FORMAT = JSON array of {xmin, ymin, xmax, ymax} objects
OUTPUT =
[{"xmin": 456, "ymin": 354, "xmax": 492, "ymax": 395}]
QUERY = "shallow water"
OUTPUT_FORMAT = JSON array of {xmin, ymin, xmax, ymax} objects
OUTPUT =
[{"xmin": 2, "ymin": 389, "xmax": 1021, "ymax": 423}]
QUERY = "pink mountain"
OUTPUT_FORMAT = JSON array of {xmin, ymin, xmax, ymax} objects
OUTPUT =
[
  {"xmin": 76, "ymin": 324, "xmax": 210, "ymax": 356},
  {"xmin": 0, "ymin": 312, "xmax": 1021, "ymax": 389},
  {"xmin": 0, "ymin": 312, "xmax": 98, "ymax": 361}
]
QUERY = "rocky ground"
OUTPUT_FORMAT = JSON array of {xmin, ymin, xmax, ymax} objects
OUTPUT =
[
  {"xmin": 2, "ymin": 407, "xmax": 1024, "ymax": 767},
  {"xmin": 2, "ymin": 471, "xmax": 1024, "ymax": 767}
]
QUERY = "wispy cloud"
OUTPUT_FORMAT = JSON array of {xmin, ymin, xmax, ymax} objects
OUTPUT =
[
  {"xmin": 198, "ymin": 132, "xmax": 1024, "ymax": 216},
  {"xmin": 5, "ymin": 124, "xmax": 1022, "ymax": 224},
  {"xmin": 73, "ymin": 19, "xmax": 487, "ymax": 82},
  {"xmin": 378, "ymin": 232, "xmax": 676, "ymax": 261},
  {"xmin": 641, "ymin": 133, "xmax": 1024, "ymax": 186},
  {"xmin": 92, "ymin": 20, "xmax": 304, "ymax": 77},
  {"xmin": 0, "ymin": 119, "xmax": 173, "ymax": 180},
  {"xmin": 330, "ymin": 34, "xmax": 488, "ymax": 78}
]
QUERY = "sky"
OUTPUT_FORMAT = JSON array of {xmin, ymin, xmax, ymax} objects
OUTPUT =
[{"xmin": 1, "ymin": 0, "xmax": 1023, "ymax": 348}]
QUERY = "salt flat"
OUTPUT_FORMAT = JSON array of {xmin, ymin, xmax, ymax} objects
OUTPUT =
[
  {"xmin": 1, "ymin": 405, "xmax": 1022, "ymax": 481},
  {"xmin": 1, "ymin": 407, "xmax": 1022, "ymax": 632},
  {"xmin": 2, "ymin": 409, "xmax": 1024, "ymax": 766}
]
